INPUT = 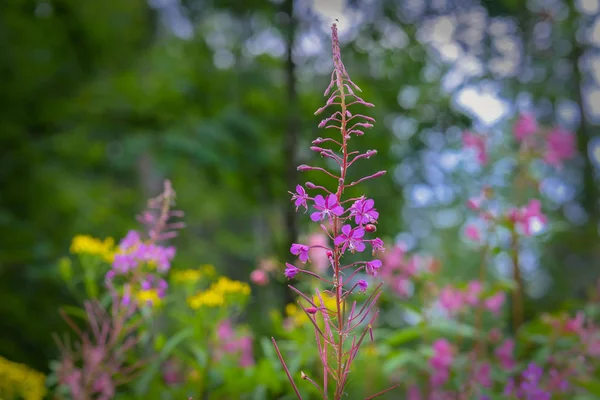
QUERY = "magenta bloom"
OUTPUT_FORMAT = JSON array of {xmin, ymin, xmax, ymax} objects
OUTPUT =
[
  {"xmin": 544, "ymin": 127, "xmax": 576, "ymax": 167},
  {"xmin": 310, "ymin": 194, "xmax": 344, "ymax": 222},
  {"xmin": 290, "ymin": 185, "xmax": 309, "ymax": 211},
  {"xmin": 510, "ymin": 199, "xmax": 547, "ymax": 236},
  {"xmin": 430, "ymin": 339, "xmax": 454, "ymax": 369},
  {"xmin": 495, "ymin": 339, "xmax": 516, "ymax": 370},
  {"xmin": 439, "ymin": 286, "xmax": 463, "ymax": 315},
  {"xmin": 465, "ymin": 224, "xmax": 481, "ymax": 243},
  {"xmin": 350, "ymin": 198, "xmax": 379, "ymax": 224},
  {"xmin": 474, "ymin": 363, "xmax": 492, "ymax": 388},
  {"xmin": 290, "ymin": 243, "xmax": 310, "ymax": 263},
  {"xmin": 371, "ymin": 237, "xmax": 385, "ymax": 254},
  {"xmin": 484, "ymin": 292, "xmax": 505, "ymax": 315},
  {"xmin": 357, "ymin": 279, "xmax": 368, "ymax": 293},
  {"xmin": 514, "ymin": 113, "xmax": 538, "ymax": 142},
  {"xmin": 334, "ymin": 225, "xmax": 366, "ymax": 253},
  {"xmin": 365, "ymin": 259, "xmax": 382, "ymax": 276},
  {"xmin": 462, "ymin": 131, "xmax": 487, "ymax": 165},
  {"xmin": 284, "ymin": 263, "xmax": 300, "ymax": 279},
  {"xmin": 464, "ymin": 280, "xmax": 483, "ymax": 306}
]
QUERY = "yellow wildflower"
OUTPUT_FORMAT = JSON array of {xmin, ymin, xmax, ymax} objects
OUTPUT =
[
  {"xmin": 0, "ymin": 355, "xmax": 47, "ymax": 400},
  {"xmin": 187, "ymin": 276, "xmax": 250, "ymax": 309},
  {"xmin": 172, "ymin": 269, "xmax": 203, "ymax": 284},
  {"xmin": 136, "ymin": 289, "xmax": 162, "ymax": 307},
  {"xmin": 70, "ymin": 235, "xmax": 114, "ymax": 263}
]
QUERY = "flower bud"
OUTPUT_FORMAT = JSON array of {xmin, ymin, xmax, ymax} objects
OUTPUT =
[
  {"xmin": 310, "ymin": 146, "xmax": 323, "ymax": 152},
  {"xmin": 326, "ymin": 250, "xmax": 333, "ymax": 258},
  {"xmin": 306, "ymin": 307, "xmax": 318, "ymax": 314},
  {"xmin": 365, "ymin": 150, "xmax": 377, "ymax": 158},
  {"xmin": 297, "ymin": 165, "xmax": 312, "ymax": 171},
  {"xmin": 365, "ymin": 224, "xmax": 376, "ymax": 232},
  {"xmin": 305, "ymin": 182, "xmax": 316, "ymax": 189},
  {"xmin": 312, "ymin": 137, "xmax": 324, "ymax": 144}
]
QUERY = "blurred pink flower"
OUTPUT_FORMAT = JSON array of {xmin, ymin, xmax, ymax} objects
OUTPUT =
[
  {"xmin": 429, "ymin": 339, "xmax": 454, "ymax": 387},
  {"xmin": 462, "ymin": 131, "xmax": 488, "ymax": 165},
  {"xmin": 382, "ymin": 244, "xmax": 405, "ymax": 274},
  {"xmin": 250, "ymin": 269, "xmax": 269, "ymax": 286},
  {"xmin": 465, "ymin": 224, "xmax": 481, "ymax": 243},
  {"xmin": 439, "ymin": 286, "xmax": 464, "ymax": 315},
  {"xmin": 484, "ymin": 292, "xmax": 506, "ymax": 315},
  {"xmin": 474, "ymin": 363, "xmax": 492, "ymax": 388},
  {"xmin": 392, "ymin": 277, "xmax": 412, "ymax": 298},
  {"xmin": 407, "ymin": 385, "xmax": 421, "ymax": 400},
  {"xmin": 495, "ymin": 339, "xmax": 516, "ymax": 370},
  {"xmin": 464, "ymin": 280, "xmax": 482, "ymax": 306},
  {"xmin": 564, "ymin": 312, "xmax": 584, "ymax": 334},
  {"xmin": 509, "ymin": 199, "xmax": 547, "ymax": 236},
  {"xmin": 514, "ymin": 113, "xmax": 538, "ymax": 142},
  {"xmin": 544, "ymin": 127, "xmax": 576, "ymax": 167},
  {"xmin": 307, "ymin": 232, "xmax": 330, "ymax": 273}
]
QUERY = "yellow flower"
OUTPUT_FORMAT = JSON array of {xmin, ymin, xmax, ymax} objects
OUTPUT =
[
  {"xmin": 136, "ymin": 289, "xmax": 162, "ymax": 307},
  {"xmin": 172, "ymin": 269, "xmax": 203, "ymax": 283},
  {"xmin": 187, "ymin": 276, "xmax": 250, "ymax": 309},
  {"xmin": 0, "ymin": 355, "xmax": 47, "ymax": 400},
  {"xmin": 284, "ymin": 293, "xmax": 339, "ymax": 328},
  {"xmin": 70, "ymin": 235, "xmax": 114, "ymax": 263}
]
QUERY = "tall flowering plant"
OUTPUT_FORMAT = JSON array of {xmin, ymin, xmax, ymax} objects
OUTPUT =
[{"xmin": 272, "ymin": 23, "xmax": 396, "ymax": 400}]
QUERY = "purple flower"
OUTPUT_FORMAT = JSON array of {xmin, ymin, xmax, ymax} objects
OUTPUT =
[
  {"xmin": 334, "ymin": 225, "xmax": 366, "ymax": 253},
  {"xmin": 310, "ymin": 194, "xmax": 344, "ymax": 223},
  {"xmin": 350, "ymin": 198, "xmax": 379, "ymax": 224},
  {"xmin": 371, "ymin": 238, "xmax": 385, "ymax": 254},
  {"xmin": 284, "ymin": 263, "xmax": 300, "ymax": 279},
  {"xmin": 357, "ymin": 279, "xmax": 368, "ymax": 293},
  {"xmin": 290, "ymin": 185, "xmax": 309, "ymax": 211},
  {"xmin": 290, "ymin": 244, "xmax": 310, "ymax": 263},
  {"xmin": 365, "ymin": 259, "xmax": 382, "ymax": 276}
]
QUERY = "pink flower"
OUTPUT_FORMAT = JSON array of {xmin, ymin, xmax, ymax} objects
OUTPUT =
[
  {"xmin": 310, "ymin": 194, "xmax": 344, "ymax": 222},
  {"xmin": 484, "ymin": 292, "xmax": 506, "ymax": 315},
  {"xmin": 495, "ymin": 339, "xmax": 516, "ymax": 370},
  {"xmin": 381, "ymin": 245, "xmax": 405, "ymax": 275},
  {"xmin": 439, "ymin": 286, "xmax": 463, "ymax": 315},
  {"xmin": 250, "ymin": 269, "xmax": 269, "ymax": 286},
  {"xmin": 350, "ymin": 198, "xmax": 379, "ymax": 224},
  {"xmin": 290, "ymin": 185, "xmax": 309, "ymax": 211},
  {"xmin": 284, "ymin": 263, "xmax": 300, "ymax": 279},
  {"xmin": 474, "ymin": 363, "xmax": 492, "ymax": 388},
  {"xmin": 365, "ymin": 259, "xmax": 382, "ymax": 276},
  {"xmin": 514, "ymin": 113, "xmax": 538, "ymax": 142},
  {"xmin": 357, "ymin": 279, "xmax": 368, "ymax": 292},
  {"xmin": 307, "ymin": 232, "xmax": 330, "ymax": 273},
  {"xmin": 462, "ymin": 131, "xmax": 488, "ymax": 165},
  {"xmin": 564, "ymin": 312, "xmax": 584, "ymax": 334},
  {"xmin": 509, "ymin": 199, "xmax": 547, "ymax": 236},
  {"xmin": 544, "ymin": 127, "xmax": 576, "ymax": 167},
  {"xmin": 290, "ymin": 243, "xmax": 310, "ymax": 263},
  {"xmin": 391, "ymin": 277, "xmax": 412, "ymax": 298},
  {"xmin": 429, "ymin": 339, "xmax": 453, "ymax": 386},
  {"xmin": 334, "ymin": 225, "xmax": 366, "ymax": 253},
  {"xmin": 465, "ymin": 224, "xmax": 481, "ymax": 243},
  {"xmin": 464, "ymin": 280, "xmax": 483, "ymax": 306},
  {"xmin": 430, "ymin": 339, "xmax": 454, "ymax": 369},
  {"xmin": 407, "ymin": 385, "xmax": 422, "ymax": 400}
]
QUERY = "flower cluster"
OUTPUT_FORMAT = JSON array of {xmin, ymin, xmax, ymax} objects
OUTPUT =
[
  {"xmin": 70, "ymin": 235, "xmax": 115, "ymax": 263},
  {"xmin": 513, "ymin": 113, "xmax": 577, "ymax": 168},
  {"xmin": 437, "ymin": 281, "xmax": 506, "ymax": 317},
  {"xmin": 105, "ymin": 180, "xmax": 184, "ymax": 309},
  {"xmin": 0, "ymin": 355, "xmax": 46, "ymax": 400},
  {"xmin": 187, "ymin": 276, "xmax": 250, "ymax": 309},
  {"xmin": 215, "ymin": 320, "xmax": 254, "ymax": 367},
  {"xmin": 272, "ymin": 23, "xmax": 396, "ymax": 400},
  {"xmin": 172, "ymin": 265, "xmax": 216, "ymax": 284}
]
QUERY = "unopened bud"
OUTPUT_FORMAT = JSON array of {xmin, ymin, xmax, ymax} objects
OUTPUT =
[
  {"xmin": 297, "ymin": 165, "xmax": 311, "ymax": 171},
  {"xmin": 310, "ymin": 146, "xmax": 323, "ymax": 152},
  {"xmin": 312, "ymin": 137, "xmax": 324, "ymax": 144},
  {"xmin": 365, "ymin": 150, "xmax": 377, "ymax": 158},
  {"xmin": 326, "ymin": 250, "xmax": 333, "ymax": 258},
  {"xmin": 301, "ymin": 371, "xmax": 307, "ymax": 379},
  {"xmin": 365, "ymin": 224, "xmax": 376, "ymax": 232},
  {"xmin": 306, "ymin": 307, "xmax": 318, "ymax": 314},
  {"xmin": 318, "ymin": 120, "xmax": 327, "ymax": 128},
  {"xmin": 305, "ymin": 182, "xmax": 316, "ymax": 189}
]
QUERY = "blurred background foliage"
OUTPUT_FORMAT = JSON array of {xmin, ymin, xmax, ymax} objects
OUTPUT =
[{"xmin": 1, "ymin": 0, "xmax": 599, "ymax": 374}]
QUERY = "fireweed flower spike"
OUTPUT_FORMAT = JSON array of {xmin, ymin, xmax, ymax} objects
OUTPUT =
[{"xmin": 271, "ymin": 23, "xmax": 397, "ymax": 400}]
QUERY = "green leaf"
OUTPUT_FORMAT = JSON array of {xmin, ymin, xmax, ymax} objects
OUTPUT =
[{"xmin": 385, "ymin": 326, "xmax": 423, "ymax": 346}]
